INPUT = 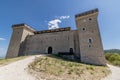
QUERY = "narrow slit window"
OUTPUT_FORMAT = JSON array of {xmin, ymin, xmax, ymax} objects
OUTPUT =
[{"xmin": 88, "ymin": 38, "xmax": 93, "ymax": 43}]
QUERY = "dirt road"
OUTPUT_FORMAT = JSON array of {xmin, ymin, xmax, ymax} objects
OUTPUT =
[
  {"xmin": 0, "ymin": 56, "xmax": 37, "ymax": 80},
  {"xmin": 101, "ymin": 64, "xmax": 120, "ymax": 80}
]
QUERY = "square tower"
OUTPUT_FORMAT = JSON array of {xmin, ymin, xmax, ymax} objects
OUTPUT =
[
  {"xmin": 6, "ymin": 24, "xmax": 35, "ymax": 58},
  {"xmin": 75, "ymin": 9, "xmax": 106, "ymax": 65}
]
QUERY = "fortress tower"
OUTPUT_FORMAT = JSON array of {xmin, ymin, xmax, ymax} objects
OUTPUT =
[
  {"xmin": 75, "ymin": 9, "xmax": 106, "ymax": 65},
  {"xmin": 6, "ymin": 24, "xmax": 35, "ymax": 58}
]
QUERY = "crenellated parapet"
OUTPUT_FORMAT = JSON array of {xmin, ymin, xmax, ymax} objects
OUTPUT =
[
  {"xmin": 75, "ymin": 8, "xmax": 98, "ymax": 18},
  {"xmin": 12, "ymin": 23, "xmax": 35, "ymax": 32},
  {"xmin": 35, "ymin": 27, "xmax": 71, "ymax": 34}
]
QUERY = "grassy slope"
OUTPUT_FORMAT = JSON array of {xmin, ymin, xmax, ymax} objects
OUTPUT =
[
  {"xmin": 0, "ymin": 56, "xmax": 28, "ymax": 66},
  {"xmin": 28, "ymin": 55, "xmax": 110, "ymax": 80}
]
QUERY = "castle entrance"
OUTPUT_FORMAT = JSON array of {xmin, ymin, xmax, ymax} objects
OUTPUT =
[
  {"xmin": 69, "ymin": 48, "xmax": 73, "ymax": 54},
  {"xmin": 48, "ymin": 47, "xmax": 52, "ymax": 54}
]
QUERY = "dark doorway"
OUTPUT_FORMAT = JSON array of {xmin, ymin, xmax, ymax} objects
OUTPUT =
[
  {"xmin": 69, "ymin": 48, "xmax": 73, "ymax": 55},
  {"xmin": 48, "ymin": 47, "xmax": 52, "ymax": 54}
]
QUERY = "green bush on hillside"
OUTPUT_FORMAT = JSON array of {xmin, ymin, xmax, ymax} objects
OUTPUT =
[{"xmin": 105, "ymin": 53, "xmax": 120, "ymax": 66}]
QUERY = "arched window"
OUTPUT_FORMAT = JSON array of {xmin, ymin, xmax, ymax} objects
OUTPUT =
[{"xmin": 88, "ymin": 38, "xmax": 93, "ymax": 43}]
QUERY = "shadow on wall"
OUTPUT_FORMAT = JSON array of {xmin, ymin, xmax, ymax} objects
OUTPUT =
[
  {"xmin": 47, "ymin": 54, "xmax": 105, "ymax": 66},
  {"xmin": 47, "ymin": 54, "xmax": 81, "ymax": 63}
]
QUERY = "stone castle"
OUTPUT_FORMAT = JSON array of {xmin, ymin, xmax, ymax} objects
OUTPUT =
[{"xmin": 6, "ymin": 8, "xmax": 106, "ymax": 65}]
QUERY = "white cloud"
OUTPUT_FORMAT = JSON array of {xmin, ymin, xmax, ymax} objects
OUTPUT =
[
  {"xmin": 48, "ymin": 19, "xmax": 61, "ymax": 30},
  {"xmin": 47, "ymin": 15, "xmax": 70, "ymax": 30},
  {"xmin": 0, "ymin": 38, "xmax": 6, "ymax": 41},
  {"xmin": 59, "ymin": 16, "xmax": 70, "ymax": 19}
]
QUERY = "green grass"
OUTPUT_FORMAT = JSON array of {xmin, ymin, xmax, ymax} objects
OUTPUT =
[
  {"xmin": 105, "ymin": 53, "xmax": 120, "ymax": 66},
  {"xmin": 0, "ymin": 56, "xmax": 29, "ymax": 66},
  {"xmin": 28, "ymin": 55, "xmax": 110, "ymax": 80}
]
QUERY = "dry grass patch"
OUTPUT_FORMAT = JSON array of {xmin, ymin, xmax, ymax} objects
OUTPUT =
[{"xmin": 28, "ymin": 55, "xmax": 110, "ymax": 80}]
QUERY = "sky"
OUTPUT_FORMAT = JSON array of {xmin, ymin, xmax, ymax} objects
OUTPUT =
[{"xmin": 0, "ymin": 0, "xmax": 120, "ymax": 58}]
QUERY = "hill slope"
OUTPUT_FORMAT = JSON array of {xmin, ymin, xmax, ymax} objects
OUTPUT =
[
  {"xmin": 28, "ymin": 55, "xmax": 110, "ymax": 80},
  {"xmin": 104, "ymin": 49, "xmax": 120, "ymax": 54}
]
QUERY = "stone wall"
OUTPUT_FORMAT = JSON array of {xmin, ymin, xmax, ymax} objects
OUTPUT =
[{"xmin": 23, "ymin": 31, "xmax": 75, "ymax": 55}]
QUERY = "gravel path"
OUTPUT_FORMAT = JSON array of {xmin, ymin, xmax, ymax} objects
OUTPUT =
[
  {"xmin": 0, "ymin": 56, "xmax": 38, "ymax": 80},
  {"xmin": 101, "ymin": 64, "xmax": 120, "ymax": 80}
]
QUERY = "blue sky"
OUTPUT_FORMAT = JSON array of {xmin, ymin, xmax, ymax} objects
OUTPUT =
[{"xmin": 0, "ymin": 0, "xmax": 120, "ymax": 58}]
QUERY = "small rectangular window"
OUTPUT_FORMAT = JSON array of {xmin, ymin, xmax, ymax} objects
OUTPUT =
[
  {"xmin": 83, "ymin": 28, "xmax": 86, "ymax": 31},
  {"xmin": 88, "ymin": 45, "xmax": 92, "ymax": 48},
  {"xmin": 89, "ymin": 18, "xmax": 92, "ymax": 21}
]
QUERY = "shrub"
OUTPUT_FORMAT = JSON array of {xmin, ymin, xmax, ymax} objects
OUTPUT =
[{"xmin": 105, "ymin": 53, "xmax": 120, "ymax": 66}]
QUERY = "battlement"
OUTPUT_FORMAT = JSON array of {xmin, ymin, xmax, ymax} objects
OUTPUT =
[
  {"xmin": 12, "ymin": 23, "xmax": 26, "ymax": 27},
  {"xmin": 12, "ymin": 23, "xmax": 35, "ymax": 32},
  {"xmin": 75, "ymin": 8, "xmax": 98, "ymax": 18},
  {"xmin": 35, "ymin": 27, "xmax": 71, "ymax": 34}
]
